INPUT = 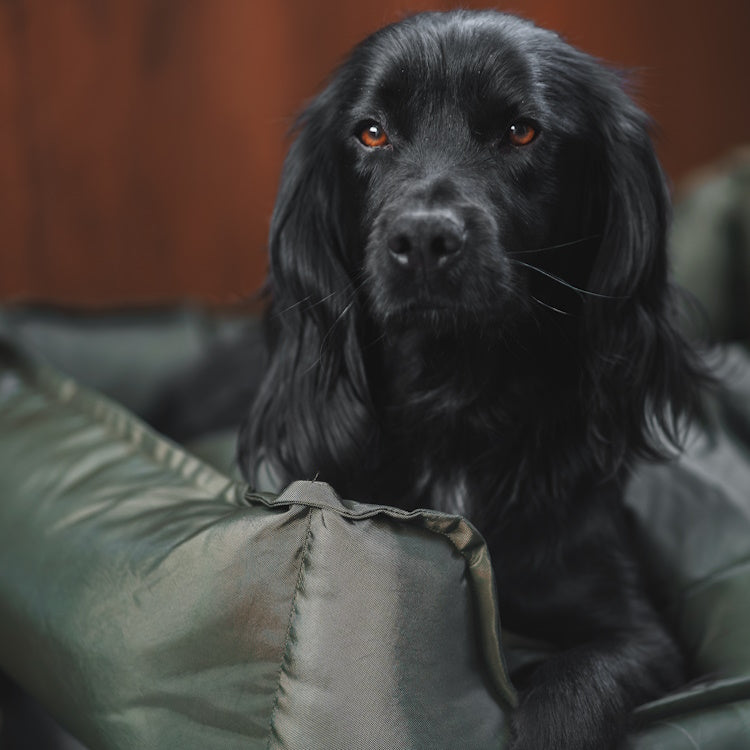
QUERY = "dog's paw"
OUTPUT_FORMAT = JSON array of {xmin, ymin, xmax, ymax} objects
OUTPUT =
[{"xmin": 508, "ymin": 683, "xmax": 627, "ymax": 750}]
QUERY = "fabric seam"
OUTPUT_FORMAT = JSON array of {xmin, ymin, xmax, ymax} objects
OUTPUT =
[
  {"xmin": 26, "ymin": 361, "xmax": 245, "ymax": 500},
  {"xmin": 266, "ymin": 507, "xmax": 314, "ymax": 749},
  {"xmin": 427, "ymin": 524, "xmax": 518, "ymax": 716}
]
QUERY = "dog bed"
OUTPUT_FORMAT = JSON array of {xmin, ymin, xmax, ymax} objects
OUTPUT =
[{"xmin": 1, "ymin": 307, "xmax": 749, "ymax": 749}]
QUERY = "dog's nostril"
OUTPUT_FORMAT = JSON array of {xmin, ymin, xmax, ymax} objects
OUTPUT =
[
  {"xmin": 430, "ymin": 232, "xmax": 462, "ymax": 261},
  {"xmin": 388, "ymin": 233, "xmax": 413, "ymax": 265},
  {"xmin": 386, "ymin": 211, "xmax": 464, "ymax": 271}
]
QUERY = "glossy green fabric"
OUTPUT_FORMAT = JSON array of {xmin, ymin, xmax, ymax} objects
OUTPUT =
[
  {"xmin": 0, "ymin": 355, "xmax": 514, "ymax": 749},
  {"xmin": 1, "ymin": 311, "xmax": 750, "ymax": 748}
]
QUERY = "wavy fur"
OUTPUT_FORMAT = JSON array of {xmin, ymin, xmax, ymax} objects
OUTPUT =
[{"xmin": 239, "ymin": 11, "xmax": 705, "ymax": 749}]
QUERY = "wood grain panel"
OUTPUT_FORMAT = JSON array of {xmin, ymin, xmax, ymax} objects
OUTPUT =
[{"xmin": 1, "ymin": 0, "xmax": 748, "ymax": 306}]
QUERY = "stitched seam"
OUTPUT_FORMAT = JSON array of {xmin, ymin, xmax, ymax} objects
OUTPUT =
[
  {"xmin": 428, "ymin": 523, "xmax": 518, "ymax": 713},
  {"xmin": 428, "ymin": 524, "xmax": 479, "ymax": 568},
  {"xmin": 266, "ymin": 507, "xmax": 313, "ymax": 749},
  {"xmin": 30, "ymin": 364, "xmax": 244, "ymax": 499}
]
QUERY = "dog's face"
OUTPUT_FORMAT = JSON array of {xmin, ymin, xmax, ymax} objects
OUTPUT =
[
  {"xmin": 269, "ymin": 11, "xmax": 669, "ymax": 345},
  {"xmin": 325, "ymin": 13, "xmax": 608, "ymax": 331}
]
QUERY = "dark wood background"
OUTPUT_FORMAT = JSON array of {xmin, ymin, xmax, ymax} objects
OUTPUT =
[{"xmin": 2, "ymin": 0, "xmax": 749, "ymax": 307}]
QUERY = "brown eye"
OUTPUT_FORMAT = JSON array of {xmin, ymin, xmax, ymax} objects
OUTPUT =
[
  {"xmin": 508, "ymin": 122, "xmax": 537, "ymax": 146},
  {"xmin": 359, "ymin": 122, "xmax": 389, "ymax": 148}
]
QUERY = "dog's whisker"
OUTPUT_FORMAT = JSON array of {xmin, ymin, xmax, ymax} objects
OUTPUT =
[
  {"xmin": 272, "ymin": 290, "xmax": 343, "ymax": 318},
  {"xmin": 508, "ymin": 234, "xmax": 601, "ymax": 256},
  {"xmin": 315, "ymin": 286, "xmax": 363, "ymax": 360},
  {"xmin": 271, "ymin": 295, "xmax": 313, "ymax": 317},
  {"xmin": 529, "ymin": 294, "xmax": 575, "ymax": 316},
  {"xmin": 512, "ymin": 259, "xmax": 626, "ymax": 300}
]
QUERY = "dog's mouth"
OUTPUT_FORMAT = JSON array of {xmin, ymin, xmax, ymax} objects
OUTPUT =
[
  {"xmin": 396, "ymin": 302, "xmax": 456, "ymax": 321},
  {"xmin": 368, "ymin": 293, "xmax": 511, "ymax": 333},
  {"xmin": 364, "ymin": 247, "xmax": 518, "ymax": 329}
]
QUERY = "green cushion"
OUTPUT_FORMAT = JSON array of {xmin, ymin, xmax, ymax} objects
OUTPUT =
[
  {"xmin": 628, "ymin": 347, "xmax": 750, "ymax": 680},
  {"xmin": 1, "ymin": 311, "xmax": 750, "ymax": 748},
  {"xmin": 0, "ymin": 355, "xmax": 515, "ymax": 749},
  {"xmin": 0, "ymin": 306, "xmax": 257, "ymax": 416}
]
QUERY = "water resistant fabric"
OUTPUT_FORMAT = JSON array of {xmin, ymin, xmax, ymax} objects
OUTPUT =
[
  {"xmin": 1, "ymin": 337, "xmax": 750, "ymax": 748},
  {"xmin": 0, "ymin": 354, "xmax": 514, "ymax": 749}
]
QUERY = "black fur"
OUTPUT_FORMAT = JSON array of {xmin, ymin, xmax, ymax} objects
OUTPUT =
[{"xmin": 239, "ymin": 11, "xmax": 705, "ymax": 749}]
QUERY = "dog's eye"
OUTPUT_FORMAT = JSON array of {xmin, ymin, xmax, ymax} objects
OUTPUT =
[
  {"xmin": 358, "ymin": 122, "xmax": 390, "ymax": 148},
  {"xmin": 508, "ymin": 122, "xmax": 537, "ymax": 147}
]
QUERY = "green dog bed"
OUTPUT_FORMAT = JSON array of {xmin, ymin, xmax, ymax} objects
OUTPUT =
[{"xmin": 1, "ymin": 307, "xmax": 749, "ymax": 749}]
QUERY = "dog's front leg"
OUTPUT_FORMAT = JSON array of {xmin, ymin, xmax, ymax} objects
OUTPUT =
[
  {"xmin": 508, "ymin": 621, "xmax": 683, "ymax": 750},
  {"xmin": 490, "ymin": 497, "xmax": 684, "ymax": 750}
]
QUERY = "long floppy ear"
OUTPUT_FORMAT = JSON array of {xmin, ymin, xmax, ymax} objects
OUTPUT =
[
  {"xmin": 238, "ymin": 84, "xmax": 374, "ymax": 488},
  {"xmin": 580, "ymin": 72, "xmax": 705, "ymax": 468}
]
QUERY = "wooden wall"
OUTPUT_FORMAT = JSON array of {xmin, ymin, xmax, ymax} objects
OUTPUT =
[{"xmin": 1, "ymin": 0, "xmax": 748, "ymax": 306}]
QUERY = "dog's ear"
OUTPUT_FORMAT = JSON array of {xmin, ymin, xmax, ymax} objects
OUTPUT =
[
  {"xmin": 580, "ymin": 73, "xmax": 705, "ymax": 466},
  {"xmin": 238, "ymin": 83, "xmax": 374, "ymax": 487}
]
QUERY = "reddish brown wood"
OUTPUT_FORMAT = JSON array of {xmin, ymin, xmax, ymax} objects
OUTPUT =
[{"xmin": 1, "ymin": 1, "xmax": 748, "ymax": 306}]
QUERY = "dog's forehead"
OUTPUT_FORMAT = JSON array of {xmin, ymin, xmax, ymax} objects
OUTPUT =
[{"xmin": 349, "ymin": 14, "xmax": 550, "ymax": 125}]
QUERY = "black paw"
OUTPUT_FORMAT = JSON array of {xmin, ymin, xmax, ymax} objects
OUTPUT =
[{"xmin": 508, "ymin": 682, "xmax": 627, "ymax": 750}]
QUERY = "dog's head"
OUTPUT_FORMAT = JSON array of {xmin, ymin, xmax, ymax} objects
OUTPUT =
[
  {"xmin": 351, "ymin": 12, "xmax": 618, "ymax": 330},
  {"xmin": 271, "ymin": 11, "xmax": 667, "ymax": 329},
  {"xmin": 242, "ymin": 11, "xmax": 702, "ymax": 484}
]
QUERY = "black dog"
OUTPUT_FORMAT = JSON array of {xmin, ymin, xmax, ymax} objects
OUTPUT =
[{"xmin": 238, "ymin": 11, "xmax": 705, "ymax": 749}]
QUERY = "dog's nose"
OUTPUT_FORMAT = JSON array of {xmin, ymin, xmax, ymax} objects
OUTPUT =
[{"xmin": 387, "ymin": 210, "xmax": 465, "ymax": 272}]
